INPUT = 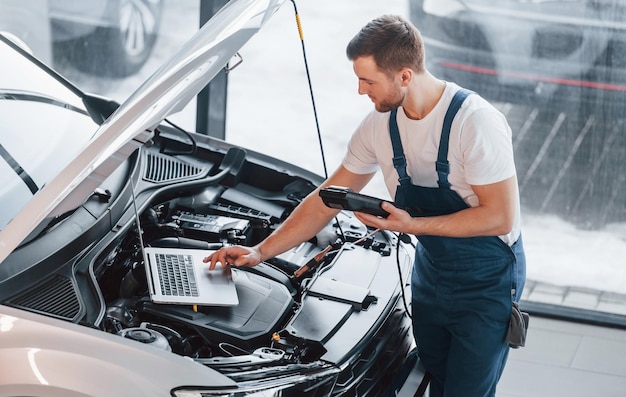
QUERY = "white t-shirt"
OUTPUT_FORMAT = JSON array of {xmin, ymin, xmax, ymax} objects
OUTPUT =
[{"xmin": 342, "ymin": 82, "xmax": 521, "ymax": 245}]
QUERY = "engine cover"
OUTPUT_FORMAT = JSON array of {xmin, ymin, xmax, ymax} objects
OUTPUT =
[{"xmin": 142, "ymin": 269, "xmax": 294, "ymax": 349}]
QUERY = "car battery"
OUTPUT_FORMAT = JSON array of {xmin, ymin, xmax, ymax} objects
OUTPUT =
[{"xmin": 174, "ymin": 211, "xmax": 251, "ymax": 244}]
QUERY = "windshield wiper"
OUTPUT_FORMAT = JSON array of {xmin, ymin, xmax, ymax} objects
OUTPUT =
[
  {"xmin": 0, "ymin": 34, "xmax": 120, "ymax": 124},
  {"xmin": 0, "ymin": 142, "xmax": 38, "ymax": 195},
  {"xmin": 0, "ymin": 89, "xmax": 88, "ymax": 115}
]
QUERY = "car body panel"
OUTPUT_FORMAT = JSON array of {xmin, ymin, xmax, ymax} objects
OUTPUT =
[{"xmin": 0, "ymin": 305, "xmax": 236, "ymax": 395}]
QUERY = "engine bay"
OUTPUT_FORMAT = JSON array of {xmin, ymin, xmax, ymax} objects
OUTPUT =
[
  {"xmin": 94, "ymin": 158, "xmax": 394, "ymax": 373},
  {"xmin": 0, "ymin": 136, "xmax": 413, "ymax": 392}
]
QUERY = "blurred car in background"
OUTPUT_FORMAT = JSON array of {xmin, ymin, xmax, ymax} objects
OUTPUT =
[
  {"xmin": 0, "ymin": 0, "xmax": 163, "ymax": 77},
  {"xmin": 409, "ymin": 0, "xmax": 626, "ymax": 114}
]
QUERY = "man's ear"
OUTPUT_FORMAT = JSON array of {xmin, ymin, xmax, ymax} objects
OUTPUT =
[{"xmin": 400, "ymin": 69, "xmax": 412, "ymax": 86}]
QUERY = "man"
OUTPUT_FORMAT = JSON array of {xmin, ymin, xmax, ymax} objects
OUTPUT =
[{"xmin": 205, "ymin": 14, "xmax": 526, "ymax": 397}]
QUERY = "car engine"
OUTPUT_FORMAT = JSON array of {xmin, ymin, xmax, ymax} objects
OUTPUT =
[{"xmin": 94, "ymin": 171, "xmax": 391, "ymax": 370}]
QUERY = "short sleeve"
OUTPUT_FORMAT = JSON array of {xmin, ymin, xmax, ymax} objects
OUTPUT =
[
  {"xmin": 460, "ymin": 108, "xmax": 516, "ymax": 186},
  {"xmin": 342, "ymin": 111, "xmax": 382, "ymax": 175}
]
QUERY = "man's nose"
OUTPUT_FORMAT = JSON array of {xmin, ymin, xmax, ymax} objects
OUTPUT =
[{"xmin": 358, "ymin": 82, "xmax": 368, "ymax": 95}]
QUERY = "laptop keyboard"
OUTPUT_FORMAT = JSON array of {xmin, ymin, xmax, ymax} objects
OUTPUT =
[{"xmin": 155, "ymin": 253, "xmax": 199, "ymax": 297}]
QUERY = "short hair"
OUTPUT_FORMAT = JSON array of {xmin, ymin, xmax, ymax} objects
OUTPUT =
[{"xmin": 346, "ymin": 15, "xmax": 425, "ymax": 75}]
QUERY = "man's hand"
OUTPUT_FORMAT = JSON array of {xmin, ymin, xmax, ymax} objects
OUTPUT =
[
  {"xmin": 353, "ymin": 176, "xmax": 519, "ymax": 238},
  {"xmin": 203, "ymin": 245, "xmax": 262, "ymax": 270},
  {"xmin": 353, "ymin": 201, "xmax": 413, "ymax": 234}
]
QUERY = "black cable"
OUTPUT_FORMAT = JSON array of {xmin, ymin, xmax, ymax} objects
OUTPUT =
[
  {"xmin": 395, "ymin": 232, "xmax": 413, "ymax": 320},
  {"xmin": 290, "ymin": 0, "xmax": 328, "ymax": 179},
  {"xmin": 157, "ymin": 117, "xmax": 198, "ymax": 155},
  {"xmin": 289, "ymin": 0, "xmax": 346, "ymax": 241}
]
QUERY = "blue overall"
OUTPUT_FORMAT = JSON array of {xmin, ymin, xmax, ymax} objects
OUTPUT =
[{"xmin": 389, "ymin": 89, "xmax": 526, "ymax": 396}]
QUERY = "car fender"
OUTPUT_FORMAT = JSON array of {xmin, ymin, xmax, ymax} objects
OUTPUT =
[{"xmin": 0, "ymin": 305, "xmax": 236, "ymax": 396}]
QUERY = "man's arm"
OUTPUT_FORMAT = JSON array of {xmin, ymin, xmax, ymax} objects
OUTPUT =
[
  {"xmin": 204, "ymin": 165, "xmax": 375, "ymax": 269},
  {"xmin": 356, "ymin": 175, "xmax": 519, "ymax": 238}
]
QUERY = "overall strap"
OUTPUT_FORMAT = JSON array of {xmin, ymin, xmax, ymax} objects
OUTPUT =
[
  {"xmin": 436, "ymin": 89, "xmax": 473, "ymax": 188},
  {"xmin": 389, "ymin": 108, "xmax": 411, "ymax": 185},
  {"xmin": 388, "ymin": 88, "xmax": 474, "ymax": 188}
]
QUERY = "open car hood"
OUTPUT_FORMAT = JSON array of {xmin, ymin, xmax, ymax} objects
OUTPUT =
[{"xmin": 0, "ymin": 0, "xmax": 287, "ymax": 264}]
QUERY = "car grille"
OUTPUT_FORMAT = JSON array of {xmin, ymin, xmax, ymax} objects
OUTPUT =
[
  {"xmin": 332, "ymin": 295, "xmax": 414, "ymax": 396},
  {"xmin": 6, "ymin": 274, "xmax": 82, "ymax": 321}
]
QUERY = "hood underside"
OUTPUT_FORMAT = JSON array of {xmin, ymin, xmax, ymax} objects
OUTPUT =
[{"xmin": 0, "ymin": 0, "xmax": 287, "ymax": 265}]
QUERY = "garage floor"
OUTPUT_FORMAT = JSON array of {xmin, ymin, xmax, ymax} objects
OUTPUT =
[{"xmin": 498, "ymin": 315, "xmax": 626, "ymax": 397}]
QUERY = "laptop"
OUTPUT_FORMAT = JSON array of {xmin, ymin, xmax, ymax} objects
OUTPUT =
[
  {"xmin": 129, "ymin": 173, "xmax": 238, "ymax": 307},
  {"xmin": 142, "ymin": 246, "xmax": 239, "ymax": 306}
]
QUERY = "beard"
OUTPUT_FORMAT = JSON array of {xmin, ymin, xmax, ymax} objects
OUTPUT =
[{"xmin": 373, "ymin": 88, "xmax": 405, "ymax": 113}]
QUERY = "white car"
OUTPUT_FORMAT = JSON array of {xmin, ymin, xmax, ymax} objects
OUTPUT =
[{"xmin": 0, "ymin": 0, "xmax": 415, "ymax": 395}]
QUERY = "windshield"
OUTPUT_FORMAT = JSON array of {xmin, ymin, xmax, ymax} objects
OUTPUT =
[{"xmin": 0, "ymin": 38, "xmax": 98, "ymax": 229}]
